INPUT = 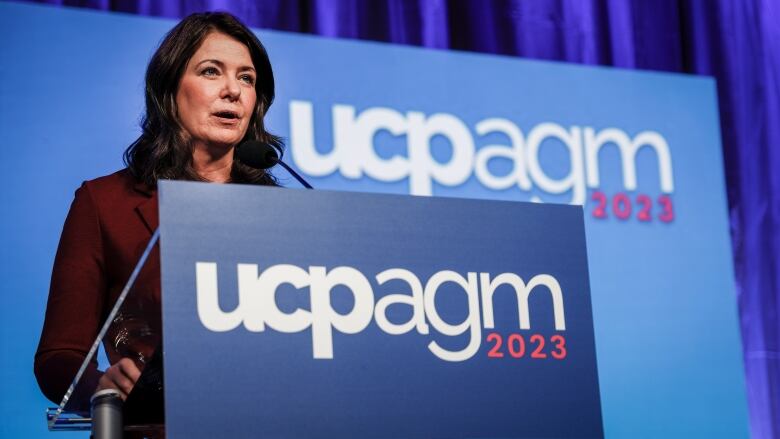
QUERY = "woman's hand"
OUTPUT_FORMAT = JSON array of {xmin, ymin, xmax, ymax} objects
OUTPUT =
[{"xmin": 96, "ymin": 358, "xmax": 141, "ymax": 400}]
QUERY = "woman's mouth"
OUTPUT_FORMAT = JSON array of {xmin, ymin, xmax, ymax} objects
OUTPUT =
[{"xmin": 213, "ymin": 111, "xmax": 241, "ymax": 125}]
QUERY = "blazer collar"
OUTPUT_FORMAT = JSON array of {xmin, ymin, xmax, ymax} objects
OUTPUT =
[
  {"xmin": 132, "ymin": 180, "xmax": 155, "ymax": 197},
  {"xmin": 133, "ymin": 181, "xmax": 158, "ymax": 234}
]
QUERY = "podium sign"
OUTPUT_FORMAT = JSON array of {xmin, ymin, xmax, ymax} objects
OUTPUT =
[{"xmin": 159, "ymin": 180, "xmax": 603, "ymax": 438}]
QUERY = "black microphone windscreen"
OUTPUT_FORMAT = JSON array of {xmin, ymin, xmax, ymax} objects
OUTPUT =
[{"xmin": 236, "ymin": 140, "xmax": 279, "ymax": 169}]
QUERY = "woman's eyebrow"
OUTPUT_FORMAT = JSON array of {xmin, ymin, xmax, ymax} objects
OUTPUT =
[
  {"xmin": 196, "ymin": 58, "xmax": 224, "ymax": 68},
  {"xmin": 196, "ymin": 59, "xmax": 255, "ymax": 72}
]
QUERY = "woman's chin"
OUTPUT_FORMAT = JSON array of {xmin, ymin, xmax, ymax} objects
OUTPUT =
[{"xmin": 196, "ymin": 137, "xmax": 242, "ymax": 152}]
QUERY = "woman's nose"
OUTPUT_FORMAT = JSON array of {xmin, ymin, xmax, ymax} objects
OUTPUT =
[{"xmin": 221, "ymin": 77, "xmax": 241, "ymax": 101}]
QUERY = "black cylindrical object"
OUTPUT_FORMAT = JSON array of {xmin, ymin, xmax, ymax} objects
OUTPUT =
[{"xmin": 90, "ymin": 389, "xmax": 123, "ymax": 439}]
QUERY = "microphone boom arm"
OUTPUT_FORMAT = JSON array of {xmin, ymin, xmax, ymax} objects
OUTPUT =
[{"xmin": 276, "ymin": 160, "xmax": 313, "ymax": 189}]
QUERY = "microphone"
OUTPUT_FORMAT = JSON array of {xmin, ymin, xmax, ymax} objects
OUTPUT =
[{"xmin": 236, "ymin": 140, "xmax": 313, "ymax": 189}]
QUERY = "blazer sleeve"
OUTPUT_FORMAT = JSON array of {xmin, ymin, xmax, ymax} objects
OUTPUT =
[{"xmin": 35, "ymin": 182, "xmax": 106, "ymax": 407}]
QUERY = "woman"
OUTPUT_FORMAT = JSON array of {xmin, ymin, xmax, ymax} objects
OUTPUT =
[{"xmin": 34, "ymin": 12, "xmax": 280, "ymax": 407}]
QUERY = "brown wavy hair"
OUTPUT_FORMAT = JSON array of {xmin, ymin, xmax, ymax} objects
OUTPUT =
[{"xmin": 124, "ymin": 12, "xmax": 281, "ymax": 186}]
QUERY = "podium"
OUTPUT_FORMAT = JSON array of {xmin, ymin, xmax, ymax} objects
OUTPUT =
[{"xmin": 49, "ymin": 181, "xmax": 603, "ymax": 438}]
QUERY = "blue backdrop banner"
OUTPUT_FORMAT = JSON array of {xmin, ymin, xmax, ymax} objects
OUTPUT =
[{"xmin": 0, "ymin": 3, "xmax": 749, "ymax": 438}]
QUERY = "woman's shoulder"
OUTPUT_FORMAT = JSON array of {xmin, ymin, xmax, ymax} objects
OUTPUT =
[
  {"xmin": 83, "ymin": 168, "xmax": 135, "ymax": 189},
  {"xmin": 76, "ymin": 168, "xmax": 153, "ymax": 210},
  {"xmin": 81, "ymin": 169, "xmax": 151, "ymax": 197}
]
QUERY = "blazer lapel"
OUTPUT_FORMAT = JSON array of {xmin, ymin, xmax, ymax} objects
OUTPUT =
[{"xmin": 133, "ymin": 182, "xmax": 159, "ymax": 234}]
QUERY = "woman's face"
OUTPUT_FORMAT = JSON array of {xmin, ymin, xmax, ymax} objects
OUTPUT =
[{"xmin": 176, "ymin": 31, "xmax": 257, "ymax": 150}]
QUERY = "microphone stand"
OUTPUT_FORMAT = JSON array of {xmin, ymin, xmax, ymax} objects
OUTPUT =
[{"xmin": 275, "ymin": 160, "xmax": 313, "ymax": 189}]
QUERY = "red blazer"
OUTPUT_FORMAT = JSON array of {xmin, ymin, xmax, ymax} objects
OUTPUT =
[{"xmin": 35, "ymin": 169, "xmax": 161, "ymax": 406}]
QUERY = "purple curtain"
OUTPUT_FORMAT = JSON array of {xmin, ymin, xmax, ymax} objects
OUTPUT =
[{"xmin": 23, "ymin": 0, "xmax": 780, "ymax": 436}]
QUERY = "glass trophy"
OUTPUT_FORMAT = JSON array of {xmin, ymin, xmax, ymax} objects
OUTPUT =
[{"xmin": 46, "ymin": 230, "xmax": 164, "ymax": 436}]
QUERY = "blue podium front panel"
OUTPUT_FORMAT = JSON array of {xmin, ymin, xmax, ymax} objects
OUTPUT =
[{"xmin": 159, "ymin": 180, "xmax": 602, "ymax": 438}]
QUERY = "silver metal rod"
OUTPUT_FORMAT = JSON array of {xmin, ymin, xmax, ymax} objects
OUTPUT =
[{"xmin": 90, "ymin": 389, "xmax": 123, "ymax": 439}]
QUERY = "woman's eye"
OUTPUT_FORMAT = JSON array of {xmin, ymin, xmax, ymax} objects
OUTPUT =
[
  {"xmin": 240, "ymin": 74, "xmax": 256, "ymax": 85},
  {"xmin": 201, "ymin": 67, "xmax": 219, "ymax": 76}
]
